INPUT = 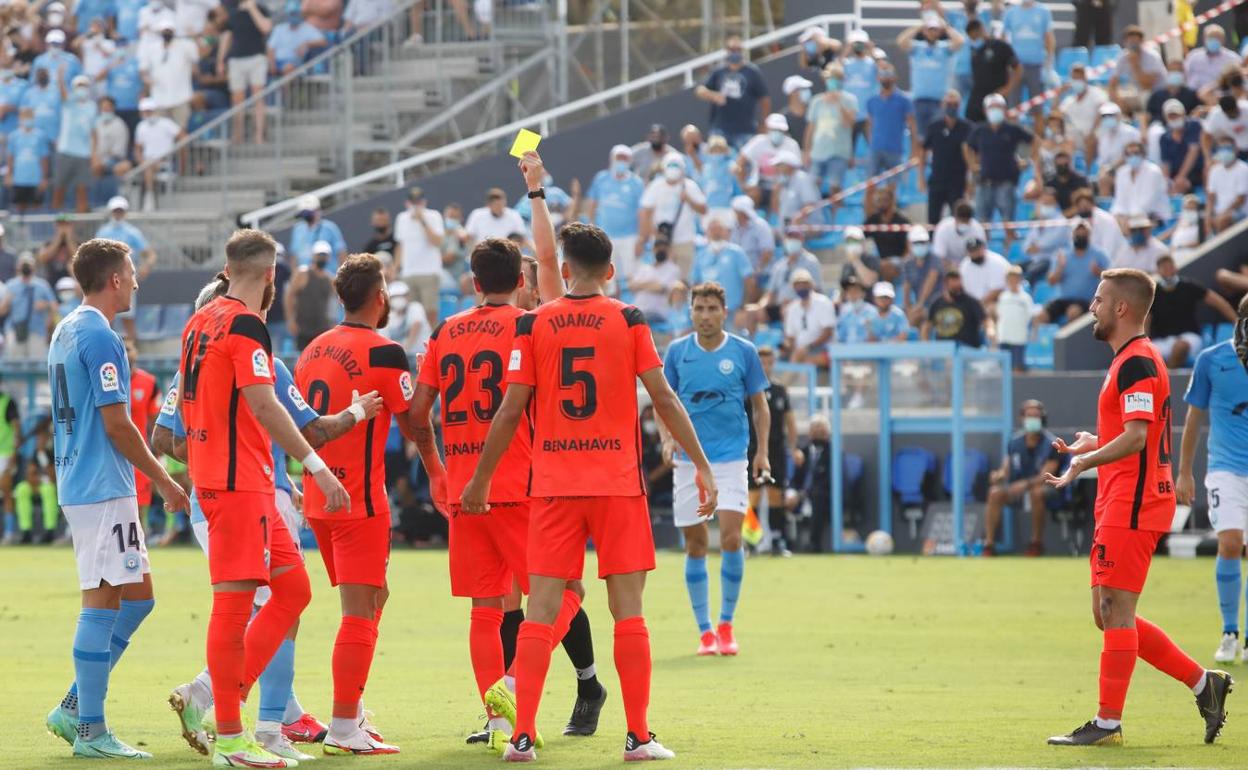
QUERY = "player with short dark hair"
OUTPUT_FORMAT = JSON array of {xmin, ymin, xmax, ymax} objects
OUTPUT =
[
  {"xmin": 1045, "ymin": 268, "xmax": 1232, "ymax": 747},
  {"xmin": 45, "ymin": 238, "xmax": 190, "ymax": 759},
  {"xmin": 181, "ymin": 228, "xmax": 349, "ymax": 769},
  {"xmin": 295, "ymin": 252, "xmax": 416, "ymax": 755},
  {"xmin": 462, "ymin": 162, "xmax": 718, "ymax": 760}
]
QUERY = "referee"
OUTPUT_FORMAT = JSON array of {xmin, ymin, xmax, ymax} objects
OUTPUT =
[{"xmin": 747, "ymin": 345, "xmax": 798, "ymax": 556}]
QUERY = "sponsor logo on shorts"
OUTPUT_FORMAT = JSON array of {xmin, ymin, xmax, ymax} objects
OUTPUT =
[
  {"xmin": 1123, "ymin": 392, "xmax": 1153, "ymax": 415},
  {"xmin": 124, "ymin": 554, "xmax": 140, "ymax": 572},
  {"xmin": 508, "ymin": 350, "xmax": 522, "ymax": 371},
  {"xmin": 399, "ymin": 371, "xmax": 414, "ymax": 401},
  {"xmin": 252, "ymin": 349, "xmax": 272, "ymax": 378},
  {"xmin": 718, "ymin": 358, "xmax": 735, "ymax": 375},
  {"xmin": 1095, "ymin": 543, "xmax": 1115, "ymax": 571},
  {"xmin": 100, "ymin": 362, "xmax": 119, "ymax": 392}
]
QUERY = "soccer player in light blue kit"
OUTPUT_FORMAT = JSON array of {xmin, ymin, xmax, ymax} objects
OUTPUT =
[
  {"xmin": 153, "ymin": 275, "xmax": 380, "ymax": 759},
  {"xmin": 45, "ymin": 238, "xmax": 190, "ymax": 759},
  {"xmin": 660, "ymin": 281, "xmax": 770, "ymax": 657},
  {"xmin": 1178, "ymin": 295, "xmax": 1248, "ymax": 665}
]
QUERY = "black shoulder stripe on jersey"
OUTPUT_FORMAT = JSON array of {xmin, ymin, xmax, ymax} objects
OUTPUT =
[
  {"xmin": 429, "ymin": 320, "xmax": 446, "ymax": 341},
  {"xmin": 1116, "ymin": 355, "xmax": 1157, "ymax": 393},
  {"xmin": 622, "ymin": 305, "xmax": 646, "ymax": 328},
  {"xmin": 228, "ymin": 313, "xmax": 272, "ymax": 354},
  {"xmin": 516, "ymin": 313, "xmax": 537, "ymax": 336},
  {"xmin": 369, "ymin": 343, "xmax": 411, "ymax": 371}
]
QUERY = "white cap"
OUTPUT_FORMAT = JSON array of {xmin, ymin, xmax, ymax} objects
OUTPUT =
[
  {"xmin": 765, "ymin": 113, "xmax": 790, "ymax": 131},
  {"xmin": 872, "ymin": 281, "xmax": 895, "ymax": 299},
  {"xmin": 610, "ymin": 143, "xmax": 633, "ymax": 159},
  {"xmin": 297, "ymin": 193, "xmax": 321, "ymax": 212},
  {"xmin": 872, "ymin": 48, "xmax": 888, "ymax": 60},
  {"xmin": 847, "ymin": 29, "xmax": 869, "ymax": 44},
  {"xmin": 907, "ymin": 225, "xmax": 930, "ymax": 243},
  {"xmin": 783, "ymin": 75, "xmax": 813, "ymax": 95},
  {"xmin": 924, "ymin": 16, "xmax": 942, "ymax": 29},
  {"xmin": 45, "ymin": 29, "xmax": 66, "ymax": 45},
  {"xmin": 138, "ymin": 97, "xmax": 157, "ymax": 112},
  {"xmin": 107, "ymin": 195, "xmax": 129, "ymax": 211},
  {"xmin": 790, "ymin": 268, "xmax": 815, "ymax": 285},
  {"xmin": 844, "ymin": 226, "xmax": 865, "ymax": 241},
  {"xmin": 55, "ymin": 276, "xmax": 77, "ymax": 292},
  {"xmin": 1127, "ymin": 214, "xmax": 1152, "ymax": 230},
  {"xmin": 312, "ymin": 240, "xmax": 332, "ymax": 255},
  {"xmin": 388, "ymin": 281, "xmax": 409, "ymax": 296},
  {"xmin": 799, "ymin": 26, "xmax": 822, "ymax": 43},
  {"xmin": 47, "ymin": 1, "xmax": 67, "ymax": 12},
  {"xmin": 983, "ymin": 93, "xmax": 1007, "ymax": 108},
  {"xmin": 1163, "ymin": 98, "xmax": 1186, "ymax": 116},
  {"xmin": 772, "ymin": 150, "xmax": 800, "ymax": 168},
  {"xmin": 731, "ymin": 195, "xmax": 755, "ymax": 214},
  {"xmin": 71, "ymin": 74, "xmax": 89, "ymax": 88},
  {"xmin": 1098, "ymin": 102, "xmax": 1121, "ymax": 116}
]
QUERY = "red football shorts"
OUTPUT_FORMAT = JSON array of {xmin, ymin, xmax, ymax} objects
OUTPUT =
[
  {"xmin": 309, "ymin": 512, "xmax": 391, "ymax": 588},
  {"xmin": 448, "ymin": 501, "xmax": 530, "ymax": 598},
  {"xmin": 135, "ymin": 471, "xmax": 153, "ymax": 508},
  {"xmin": 528, "ymin": 495, "xmax": 656, "ymax": 580},
  {"xmin": 1089, "ymin": 525, "xmax": 1164, "ymax": 594},
  {"xmin": 199, "ymin": 489, "xmax": 301, "ymax": 584}
]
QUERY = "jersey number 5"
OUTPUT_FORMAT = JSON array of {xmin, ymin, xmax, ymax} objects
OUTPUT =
[{"xmin": 560, "ymin": 347, "xmax": 597, "ymax": 420}]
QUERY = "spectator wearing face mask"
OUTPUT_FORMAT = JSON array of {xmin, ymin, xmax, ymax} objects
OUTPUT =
[
  {"xmin": 56, "ymin": 275, "xmax": 82, "ymax": 317},
  {"xmin": 864, "ymin": 62, "xmax": 917, "ymax": 177},
  {"xmin": 983, "ymin": 399, "xmax": 1058, "ymax": 556},
  {"xmin": 1110, "ymin": 25, "xmax": 1164, "ymax": 115},
  {"xmin": 770, "ymin": 151, "xmax": 822, "ymax": 225},
  {"xmin": 1038, "ymin": 218, "xmax": 1107, "ymax": 325},
  {"xmin": 694, "ymin": 35, "xmax": 770, "ymax": 149},
  {"xmin": 1159, "ymin": 99, "xmax": 1203, "ymax": 195},
  {"xmin": 730, "ymin": 195, "xmax": 774, "ymax": 278},
  {"xmin": 1206, "ymin": 137, "xmax": 1248, "ymax": 235},
  {"xmin": 91, "ymin": 96, "xmax": 131, "ymax": 206},
  {"xmin": 585, "ymin": 144, "xmax": 646, "ymax": 281},
  {"xmin": 901, "ymin": 225, "xmax": 940, "ymax": 326},
  {"xmin": 1093, "ymin": 102, "xmax": 1140, "ymax": 197},
  {"xmin": 762, "ymin": 234, "xmax": 823, "ymax": 321},
  {"xmin": 4, "ymin": 254, "xmax": 56, "ymax": 360},
  {"xmin": 5, "ymin": 107, "xmax": 51, "ymax": 214},
  {"xmin": 1059, "ymin": 63, "xmax": 1107, "ymax": 162},
  {"xmin": 839, "ymin": 225, "xmax": 883, "ymax": 286},
  {"xmin": 739, "ymin": 113, "xmax": 801, "ymax": 200},
  {"xmin": 1109, "ymin": 140, "xmax": 1170, "ymax": 226},
  {"xmin": 1024, "ymin": 149, "xmax": 1088, "ymax": 214},
  {"xmin": 132, "ymin": 97, "xmax": 184, "ymax": 211},
  {"xmin": 866, "ymin": 281, "xmax": 911, "ymax": 342},
  {"xmin": 781, "ymin": 75, "xmax": 812, "ymax": 145},
  {"xmin": 1150, "ymin": 254, "xmax": 1237, "ymax": 367},
  {"xmin": 797, "ymin": 26, "xmax": 839, "ymax": 74},
  {"xmin": 288, "ymin": 193, "xmax": 347, "ymax": 270},
  {"xmin": 631, "ymin": 123, "xmax": 684, "ymax": 181},
  {"xmin": 995, "ymin": 266, "xmax": 1037, "ymax": 373},
  {"xmin": 95, "ymin": 195, "xmax": 158, "ymax": 283},
  {"xmin": 637, "ymin": 153, "xmax": 708, "ymax": 279},
  {"xmin": 964, "ymin": 18, "xmax": 1021, "ymax": 124},
  {"xmin": 139, "ymin": 19, "xmax": 199, "ymax": 130},
  {"xmin": 285, "ymin": 239, "xmax": 335, "ymax": 350},
  {"xmin": 31, "ymin": 29, "xmax": 83, "ymax": 85},
  {"xmin": 0, "ymin": 69, "xmax": 28, "ymax": 136},
  {"xmin": 695, "ymin": 135, "xmax": 740, "ymax": 211},
  {"xmin": 1147, "ymin": 59, "xmax": 1200, "ymax": 125},
  {"xmin": 1031, "ymin": 110, "xmax": 1074, "ymax": 183},
  {"xmin": 1018, "ymin": 186, "xmax": 1069, "ymax": 279},
  {"xmin": 783, "ymin": 269, "xmax": 836, "ymax": 366},
  {"xmin": 897, "ymin": 16, "xmax": 963, "ymax": 134},
  {"xmin": 1167, "ymin": 194, "xmax": 1202, "ymax": 254},
  {"xmin": 966, "ymin": 93, "xmax": 1032, "ymax": 231},
  {"xmin": 959, "ymin": 236, "xmax": 1011, "ymax": 306},
  {"xmin": 1114, "ymin": 214, "xmax": 1169, "ymax": 271},
  {"xmin": 267, "ymin": 5, "xmax": 327, "ymax": 75},
  {"xmin": 1184, "ymin": 25, "xmax": 1240, "ymax": 93},
  {"xmin": 1202, "ymin": 92, "xmax": 1248, "ymax": 163},
  {"xmin": 1069, "ymin": 187, "xmax": 1125, "ymax": 258},
  {"xmin": 78, "ymin": 18, "xmax": 117, "ymax": 91},
  {"xmin": 690, "ymin": 214, "xmax": 754, "ymax": 320},
  {"xmin": 102, "ymin": 38, "xmax": 143, "ymax": 138},
  {"xmin": 834, "ymin": 275, "xmax": 873, "ymax": 344},
  {"xmin": 19, "ymin": 65, "xmax": 63, "ymax": 148},
  {"xmin": 864, "ymin": 186, "xmax": 910, "ymax": 260},
  {"xmin": 925, "ymin": 270, "xmax": 985, "ymax": 347},
  {"xmin": 51, "ymin": 74, "xmax": 95, "ymax": 213},
  {"xmin": 361, "ymin": 207, "xmax": 396, "ymax": 255},
  {"xmin": 464, "ymin": 186, "xmax": 525, "ymax": 246},
  {"xmin": 920, "ymin": 89, "xmax": 972, "ymax": 224},
  {"xmin": 804, "ymin": 62, "xmax": 857, "ymax": 197},
  {"xmin": 629, "ymin": 235, "xmax": 681, "ymax": 325},
  {"xmin": 381, "ymin": 281, "xmax": 430, "ymax": 357},
  {"xmin": 841, "ymin": 29, "xmax": 878, "ymax": 150},
  {"xmin": 932, "ymin": 200, "xmax": 986, "ymax": 269}
]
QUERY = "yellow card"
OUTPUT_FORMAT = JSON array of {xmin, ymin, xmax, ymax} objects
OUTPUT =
[{"xmin": 509, "ymin": 128, "xmax": 542, "ymax": 159}]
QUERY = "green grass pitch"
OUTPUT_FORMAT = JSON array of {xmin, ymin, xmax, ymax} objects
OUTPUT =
[{"xmin": 1, "ymin": 547, "xmax": 1243, "ymax": 768}]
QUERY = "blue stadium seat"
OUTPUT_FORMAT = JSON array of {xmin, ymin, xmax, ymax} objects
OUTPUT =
[
  {"xmin": 1202, "ymin": 323, "xmax": 1216, "ymax": 350},
  {"xmin": 438, "ymin": 291, "xmax": 460, "ymax": 320},
  {"xmin": 1024, "ymin": 322, "xmax": 1059, "ymax": 370},
  {"xmin": 1090, "ymin": 45, "xmax": 1121, "ymax": 83},
  {"xmin": 892, "ymin": 447, "xmax": 936, "ymax": 507},
  {"xmin": 159, "ymin": 303, "xmax": 192, "ymax": 339},
  {"xmin": 1031, "ymin": 280, "xmax": 1055, "ymax": 305},
  {"xmin": 943, "ymin": 449, "xmax": 989, "ymax": 502},
  {"xmin": 1006, "ymin": 240, "xmax": 1026, "ymax": 265},
  {"xmin": 1214, "ymin": 322, "xmax": 1236, "ymax": 343},
  {"xmin": 754, "ymin": 326, "xmax": 784, "ymax": 349},
  {"xmin": 1055, "ymin": 47, "xmax": 1090, "ymax": 79},
  {"xmin": 844, "ymin": 452, "xmax": 864, "ymax": 487},
  {"xmin": 135, "ymin": 304, "xmax": 164, "ymax": 342}
]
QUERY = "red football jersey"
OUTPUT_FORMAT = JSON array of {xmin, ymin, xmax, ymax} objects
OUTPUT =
[
  {"xmin": 416, "ymin": 302, "xmax": 531, "ymax": 503},
  {"xmin": 130, "ymin": 367, "xmax": 161, "ymax": 497},
  {"xmin": 1095, "ymin": 335, "xmax": 1175, "ymax": 531},
  {"xmin": 180, "ymin": 296, "xmax": 277, "ymax": 493},
  {"xmin": 507, "ymin": 294, "xmax": 662, "ymax": 497},
  {"xmin": 295, "ymin": 323, "xmax": 413, "ymax": 520}
]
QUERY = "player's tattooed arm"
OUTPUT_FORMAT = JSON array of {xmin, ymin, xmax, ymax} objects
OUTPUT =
[
  {"xmin": 150, "ymin": 423, "xmax": 187, "ymax": 462},
  {"xmin": 301, "ymin": 389, "xmax": 382, "ymax": 448},
  {"xmin": 519, "ymin": 150, "xmax": 565, "ymax": 302}
]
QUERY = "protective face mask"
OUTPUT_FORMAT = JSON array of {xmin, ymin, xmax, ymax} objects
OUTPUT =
[
  {"xmin": 1023, "ymin": 416, "xmax": 1043, "ymax": 433},
  {"xmin": 911, "ymin": 243, "xmax": 929, "ymax": 258},
  {"xmin": 968, "ymin": 38, "xmax": 984, "ymax": 50},
  {"xmin": 1125, "ymin": 154, "xmax": 1143, "ymax": 169},
  {"xmin": 708, "ymin": 239, "xmax": 727, "ymax": 252},
  {"xmin": 784, "ymin": 239, "xmax": 802, "ymax": 255},
  {"xmin": 1208, "ymin": 39, "xmax": 1223, "ymax": 54},
  {"xmin": 642, "ymin": 420, "xmax": 657, "ymax": 434},
  {"xmin": 804, "ymin": 41, "xmax": 818, "ymax": 57},
  {"xmin": 768, "ymin": 130, "xmax": 785, "ymax": 146},
  {"xmin": 58, "ymin": 290, "xmax": 75, "ymax": 303},
  {"xmin": 944, "ymin": 103, "xmax": 959, "ymax": 118},
  {"xmin": 986, "ymin": 108, "xmax": 1005, "ymax": 125},
  {"xmin": 1167, "ymin": 117, "xmax": 1186, "ymax": 131},
  {"xmin": 795, "ymin": 287, "xmax": 812, "ymax": 299},
  {"xmin": 663, "ymin": 166, "xmax": 682, "ymax": 182},
  {"xmin": 1166, "ymin": 71, "xmax": 1184, "ymax": 88},
  {"xmin": 73, "ymin": 86, "xmax": 89, "ymax": 100},
  {"xmin": 1037, "ymin": 204, "xmax": 1056, "ymax": 219},
  {"xmin": 1130, "ymin": 231, "xmax": 1148, "ymax": 246},
  {"xmin": 798, "ymin": 89, "xmax": 811, "ymax": 105},
  {"xmin": 776, "ymin": 173, "xmax": 791, "ymax": 185},
  {"xmin": 542, "ymin": 174, "xmax": 554, "ymax": 187},
  {"xmin": 852, "ymin": 42, "xmax": 866, "ymax": 54},
  {"xmin": 1218, "ymin": 148, "xmax": 1237, "ymax": 164},
  {"xmin": 880, "ymin": 78, "xmax": 896, "ymax": 90},
  {"xmin": 1159, "ymin": 275, "xmax": 1180, "ymax": 289},
  {"xmin": 726, "ymin": 52, "xmax": 744, "ymax": 65},
  {"xmin": 1070, "ymin": 80, "xmax": 1086, "ymax": 95},
  {"xmin": 445, "ymin": 218, "xmax": 460, "ymax": 229},
  {"xmin": 612, "ymin": 160, "xmax": 630, "ymax": 175},
  {"xmin": 1100, "ymin": 116, "xmax": 1117, "ymax": 132},
  {"xmin": 825, "ymin": 77, "xmax": 841, "ymax": 91}
]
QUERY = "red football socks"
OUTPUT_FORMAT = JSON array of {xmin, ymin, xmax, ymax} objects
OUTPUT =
[
  {"xmin": 1097, "ymin": 627, "xmax": 1138, "ymax": 722},
  {"xmin": 207, "ymin": 590, "xmax": 253, "ymax": 736},
  {"xmin": 241, "ymin": 566, "xmax": 312, "ymax": 698},
  {"xmin": 614, "ymin": 616, "xmax": 651, "ymax": 739},
  {"xmin": 332, "ymin": 614, "xmax": 379, "ymax": 719},
  {"xmin": 512, "ymin": 621, "xmax": 555, "ymax": 740},
  {"xmin": 469, "ymin": 607, "xmax": 505, "ymax": 702},
  {"xmin": 550, "ymin": 590, "xmax": 583, "ymax": 651},
  {"xmin": 1137, "ymin": 616, "xmax": 1205, "ymax": 688}
]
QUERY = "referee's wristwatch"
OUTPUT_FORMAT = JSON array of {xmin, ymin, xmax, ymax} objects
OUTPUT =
[{"xmin": 527, "ymin": 187, "xmax": 546, "ymax": 199}]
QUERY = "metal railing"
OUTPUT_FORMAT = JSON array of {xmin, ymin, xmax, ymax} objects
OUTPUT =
[
  {"xmin": 121, "ymin": 0, "xmax": 554, "ymax": 219},
  {"xmin": 242, "ymin": 11, "xmax": 856, "ymax": 231},
  {"xmin": 0, "ymin": 211, "xmax": 232, "ymax": 270}
]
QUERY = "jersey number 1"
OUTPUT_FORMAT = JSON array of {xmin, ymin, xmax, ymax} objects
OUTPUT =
[{"xmin": 181, "ymin": 332, "xmax": 211, "ymax": 402}]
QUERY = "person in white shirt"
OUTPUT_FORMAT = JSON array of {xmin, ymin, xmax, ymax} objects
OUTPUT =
[
  {"xmin": 393, "ymin": 185, "xmax": 446, "ymax": 323},
  {"xmin": 783, "ymin": 268, "xmax": 836, "ymax": 367},
  {"xmin": 464, "ymin": 187, "xmax": 526, "ymax": 246},
  {"xmin": 1071, "ymin": 188, "xmax": 1126, "ymax": 259},
  {"xmin": 1113, "ymin": 215, "xmax": 1169, "ymax": 271},
  {"xmin": 995, "ymin": 266, "xmax": 1036, "ymax": 373},
  {"xmin": 637, "ymin": 153, "xmax": 709, "ymax": 279},
  {"xmin": 133, "ymin": 97, "xmax": 185, "ymax": 210},
  {"xmin": 1201, "ymin": 95, "xmax": 1248, "ymax": 158},
  {"xmin": 138, "ymin": 19, "xmax": 200, "ymax": 128},
  {"xmin": 177, "ymin": 0, "xmax": 220, "ymax": 36},
  {"xmin": 738, "ymin": 112, "xmax": 802, "ymax": 198},
  {"xmin": 1206, "ymin": 136, "xmax": 1248, "ymax": 234},
  {"xmin": 1094, "ymin": 102, "xmax": 1141, "ymax": 196},
  {"xmin": 959, "ymin": 236, "xmax": 1011, "ymax": 307},
  {"xmin": 1168, "ymin": 194, "xmax": 1202, "ymax": 255},
  {"xmin": 931, "ymin": 200, "xmax": 987, "ymax": 269},
  {"xmin": 382, "ymin": 281, "xmax": 430, "ymax": 357},
  {"xmin": 1184, "ymin": 25, "xmax": 1241, "ymax": 93},
  {"xmin": 1110, "ymin": 140, "xmax": 1171, "ymax": 225},
  {"xmin": 628, "ymin": 246, "xmax": 681, "ymax": 324},
  {"xmin": 1059, "ymin": 63, "xmax": 1108, "ymax": 161},
  {"xmin": 78, "ymin": 20, "xmax": 117, "ymax": 95},
  {"xmin": 138, "ymin": 0, "xmax": 178, "ymax": 63}
]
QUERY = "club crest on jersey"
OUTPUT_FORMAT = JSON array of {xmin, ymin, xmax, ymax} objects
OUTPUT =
[
  {"xmin": 399, "ymin": 371, "xmax": 414, "ymax": 401},
  {"xmin": 100, "ymin": 362, "xmax": 119, "ymax": 392},
  {"xmin": 509, "ymin": 350, "xmax": 522, "ymax": 371},
  {"xmin": 160, "ymin": 387, "xmax": 179, "ymax": 415},
  {"xmin": 287, "ymin": 385, "xmax": 309, "ymax": 411},
  {"xmin": 252, "ymin": 349, "xmax": 271, "ymax": 378},
  {"xmin": 719, "ymin": 358, "xmax": 735, "ymax": 375},
  {"xmin": 1124, "ymin": 392, "xmax": 1153, "ymax": 414},
  {"xmin": 124, "ymin": 554, "xmax": 140, "ymax": 572}
]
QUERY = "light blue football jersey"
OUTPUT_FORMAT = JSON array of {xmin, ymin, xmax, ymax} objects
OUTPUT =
[
  {"xmin": 663, "ymin": 333, "xmax": 768, "ymax": 464},
  {"xmin": 1184, "ymin": 341, "xmax": 1248, "ymax": 475}
]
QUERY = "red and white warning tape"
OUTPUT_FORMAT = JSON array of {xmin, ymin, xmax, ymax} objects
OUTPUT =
[{"xmin": 790, "ymin": 217, "xmax": 1078, "ymax": 233}]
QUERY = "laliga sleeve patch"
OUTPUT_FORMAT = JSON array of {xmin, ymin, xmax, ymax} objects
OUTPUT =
[
  {"xmin": 399, "ymin": 371, "xmax": 414, "ymax": 400},
  {"xmin": 160, "ymin": 387, "xmax": 179, "ymax": 415},
  {"xmin": 509, "ymin": 350, "xmax": 522, "ymax": 371},
  {"xmin": 252, "ymin": 349, "xmax": 272, "ymax": 378},
  {"xmin": 1123, "ymin": 391, "xmax": 1153, "ymax": 415},
  {"xmin": 100, "ymin": 362, "xmax": 120, "ymax": 392},
  {"xmin": 287, "ymin": 384, "xmax": 309, "ymax": 411}
]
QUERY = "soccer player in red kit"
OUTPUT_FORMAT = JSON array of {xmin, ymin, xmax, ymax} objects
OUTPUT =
[
  {"xmin": 294, "ymin": 253, "xmax": 413, "ymax": 755},
  {"xmin": 180, "ymin": 229, "xmax": 349, "ymax": 769},
  {"xmin": 1045, "ymin": 268, "xmax": 1232, "ymax": 747},
  {"xmin": 125, "ymin": 340, "xmax": 161, "ymax": 522},
  {"xmin": 461, "ymin": 221, "xmax": 718, "ymax": 762}
]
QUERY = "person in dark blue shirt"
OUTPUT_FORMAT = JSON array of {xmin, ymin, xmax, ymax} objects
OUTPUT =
[
  {"xmin": 921, "ymin": 89, "xmax": 973, "ymax": 224},
  {"xmin": 1158, "ymin": 99, "xmax": 1203, "ymax": 195},
  {"xmin": 983, "ymin": 399, "xmax": 1060, "ymax": 556},
  {"xmin": 966, "ymin": 93, "xmax": 1033, "ymax": 231},
  {"xmin": 695, "ymin": 35, "xmax": 771, "ymax": 149}
]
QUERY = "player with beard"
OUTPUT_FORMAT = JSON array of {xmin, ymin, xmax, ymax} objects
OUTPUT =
[
  {"xmin": 294, "ymin": 253, "xmax": 418, "ymax": 755},
  {"xmin": 1045, "ymin": 268, "xmax": 1232, "ymax": 747}
]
